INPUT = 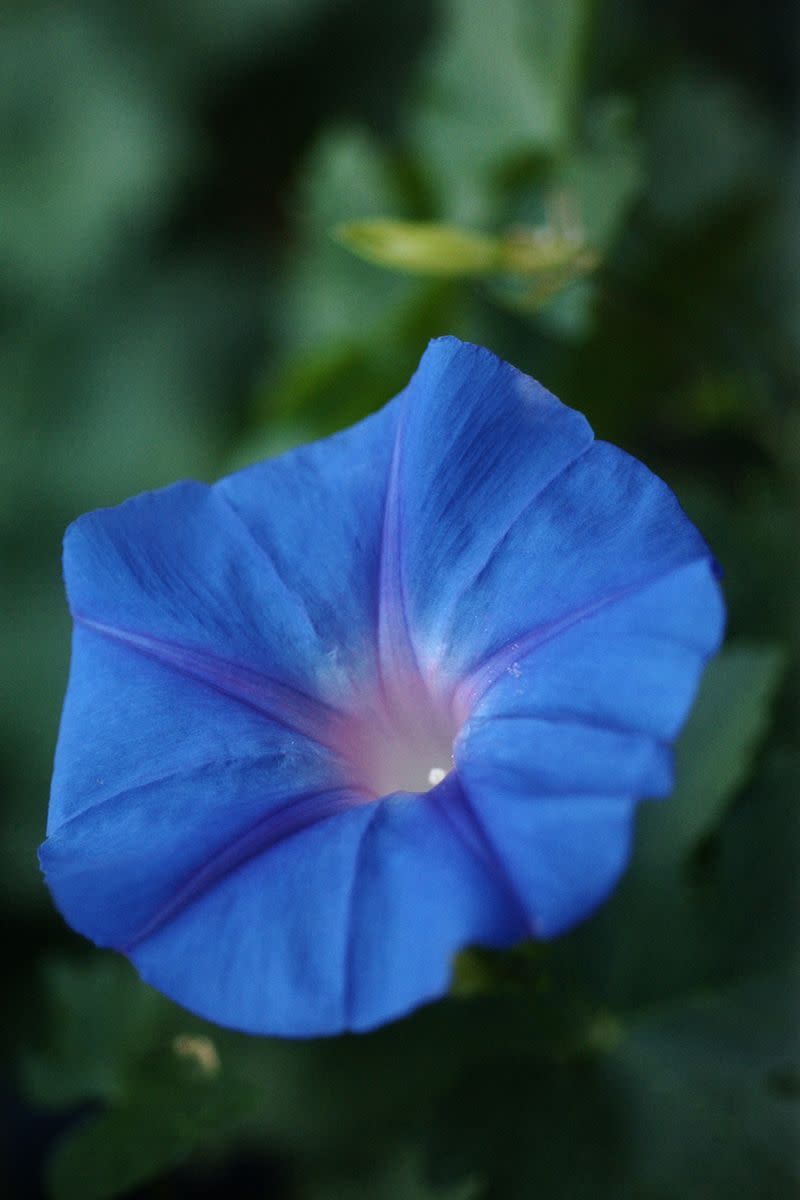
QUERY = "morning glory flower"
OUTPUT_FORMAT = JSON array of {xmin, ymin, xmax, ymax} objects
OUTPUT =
[{"xmin": 40, "ymin": 337, "xmax": 724, "ymax": 1037}]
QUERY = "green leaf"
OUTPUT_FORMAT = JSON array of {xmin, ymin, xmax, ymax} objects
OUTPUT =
[
  {"xmin": 634, "ymin": 641, "xmax": 786, "ymax": 873},
  {"xmin": 495, "ymin": 98, "xmax": 643, "ymax": 331},
  {"xmin": 607, "ymin": 962, "xmax": 800, "ymax": 1198},
  {"xmin": 23, "ymin": 959, "xmax": 166, "ymax": 1109},
  {"xmin": 630, "ymin": 638, "xmax": 785, "ymax": 889},
  {"xmin": 152, "ymin": 0, "xmax": 335, "ymax": 66},
  {"xmin": 47, "ymin": 1110, "xmax": 194, "ymax": 1200},
  {"xmin": 0, "ymin": 9, "xmax": 186, "ymax": 298},
  {"xmin": 274, "ymin": 127, "xmax": 420, "ymax": 356},
  {"xmin": 307, "ymin": 1146, "xmax": 481, "ymax": 1200},
  {"xmin": 642, "ymin": 68, "xmax": 777, "ymax": 227},
  {"xmin": 556, "ymin": 98, "xmax": 644, "ymax": 252},
  {"xmin": 335, "ymin": 220, "xmax": 502, "ymax": 277},
  {"xmin": 257, "ymin": 127, "xmax": 445, "ymax": 439},
  {"xmin": 47, "ymin": 1060, "xmax": 258, "ymax": 1200},
  {"xmin": 554, "ymin": 651, "xmax": 793, "ymax": 1013},
  {"xmin": 336, "ymin": 218, "xmax": 597, "ymax": 287},
  {"xmin": 431, "ymin": 961, "xmax": 800, "ymax": 1199},
  {"xmin": 411, "ymin": 0, "xmax": 590, "ymax": 223},
  {"xmin": 27, "ymin": 959, "xmax": 264, "ymax": 1199},
  {"xmin": 256, "ymin": 284, "xmax": 457, "ymax": 441},
  {"xmin": 429, "ymin": 1053, "xmax": 629, "ymax": 1199}
]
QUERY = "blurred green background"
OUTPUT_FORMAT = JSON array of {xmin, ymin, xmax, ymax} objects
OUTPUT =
[{"xmin": 2, "ymin": 1, "xmax": 798, "ymax": 1197}]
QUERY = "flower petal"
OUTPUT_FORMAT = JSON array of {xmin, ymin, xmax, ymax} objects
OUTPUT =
[
  {"xmin": 449, "ymin": 779, "xmax": 636, "ymax": 939},
  {"xmin": 462, "ymin": 558, "xmax": 724, "ymax": 740},
  {"xmin": 217, "ymin": 402, "xmax": 398, "ymax": 693},
  {"xmin": 42, "ymin": 626, "xmax": 359, "ymax": 953},
  {"xmin": 126, "ymin": 777, "xmax": 523, "ymax": 1036},
  {"xmin": 458, "ymin": 731, "xmax": 637, "ymax": 938},
  {"xmin": 43, "ymin": 335, "xmax": 727, "ymax": 1036},
  {"xmin": 450, "ymin": 441, "xmax": 719, "ymax": 692},
  {"xmin": 393, "ymin": 337, "xmax": 593, "ymax": 676},
  {"xmin": 392, "ymin": 339, "xmax": 717, "ymax": 688},
  {"xmin": 129, "ymin": 804, "xmax": 377, "ymax": 1037},
  {"xmin": 47, "ymin": 623, "xmax": 347, "ymax": 834},
  {"xmin": 343, "ymin": 778, "xmax": 526, "ymax": 1031},
  {"xmin": 453, "ymin": 559, "xmax": 724, "ymax": 938},
  {"xmin": 64, "ymin": 402, "xmax": 397, "ymax": 710}
]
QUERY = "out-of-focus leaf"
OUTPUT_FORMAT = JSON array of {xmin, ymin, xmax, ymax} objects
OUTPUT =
[
  {"xmin": 336, "ymin": 218, "xmax": 598, "ymax": 291},
  {"xmin": 506, "ymin": 98, "xmax": 643, "ymax": 253},
  {"xmin": 673, "ymin": 480, "xmax": 799, "ymax": 649},
  {"xmin": 0, "ymin": 259, "xmax": 250, "ymax": 526},
  {"xmin": 497, "ymin": 98, "xmax": 642, "ymax": 333},
  {"xmin": 152, "ymin": 0, "xmax": 336, "ymax": 65},
  {"xmin": 432, "ymin": 956, "xmax": 800, "ymax": 1198},
  {"xmin": 0, "ymin": 10, "xmax": 186, "ymax": 300},
  {"xmin": 411, "ymin": 0, "xmax": 590, "ymax": 222},
  {"xmin": 634, "ymin": 641, "xmax": 786, "ymax": 872},
  {"xmin": 47, "ymin": 1111, "xmax": 191, "ymax": 1200},
  {"xmin": 558, "ymin": 712, "xmax": 797, "ymax": 1017},
  {"xmin": 46, "ymin": 1060, "xmax": 258, "ymax": 1200},
  {"xmin": 642, "ymin": 68, "xmax": 777, "ymax": 227},
  {"xmin": 700, "ymin": 750, "xmax": 800, "ymax": 984},
  {"xmin": 26, "ymin": 951, "xmax": 606, "ymax": 1193},
  {"xmin": 23, "ymin": 959, "xmax": 166, "ymax": 1109},
  {"xmin": 307, "ymin": 1146, "xmax": 481, "ymax": 1200},
  {"xmin": 259, "ymin": 131, "xmax": 467, "ymax": 437},
  {"xmin": 559, "ymin": 99, "xmax": 643, "ymax": 249},
  {"xmin": 258, "ymin": 289, "xmax": 457, "ymax": 441},
  {"xmin": 607, "ymin": 962, "xmax": 800, "ymax": 1198},
  {"xmin": 27, "ymin": 959, "xmax": 259, "ymax": 1199},
  {"xmin": 429, "ymin": 1053, "xmax": 628, "ymax": 1199},
  {"xmin": 336, "ymin": 220, "xmax": 502, "ymax": 276},
  {"xmin": 274, "ymin": 127, "xmax": 420, "ymax": 356}
]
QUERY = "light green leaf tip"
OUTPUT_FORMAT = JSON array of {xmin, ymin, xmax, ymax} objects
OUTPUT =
[
  {"xmin": 334, "ymin": 219, "xmax": 501, "ymax": 277},
  {"xmin": 334, "ymin": 217, "xmax": 599, "ymax": 286}
]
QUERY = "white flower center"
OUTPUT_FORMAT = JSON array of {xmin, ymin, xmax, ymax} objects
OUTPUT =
[
  {"xmin": 340, "ymin": 678, "xmax": 458, "ymax": 799},
  {"xmin": 365, "ymin": 729, "xmax": 455, "ymax": 797}
]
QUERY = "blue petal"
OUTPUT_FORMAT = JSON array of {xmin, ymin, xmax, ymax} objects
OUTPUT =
[
  {"xmin": 129, "ymin": 804, "xmax": 378, "ymax": 1037},
  {"xmin": 448, "ymin": 779, "xmax": 635, "ymax": 939},
  {"xmin": 455, "ymin": 720, "xmax": 638, "ymax": 936},
  {"xmin": 47, "ymin": 623, "xmax": 349, "ymax": 834},
  {"xmin": 344, "ymin": 777, "xmax": 526, "ymax": 1031},
  {"xmin": 462, "ymin": 558, "xmax": 724, "ymax": 741},
  {"xmin": 43, "ymin": 335, "xmax": 727, "ymax": 1036},
  {"xmin": 449, "ymin": 440, "xmax": 719, "ymax": 689},
  {"xmin": 63, "ymin": 401, "xmax": 396, "ymax": 709},
  {"xmin": 452, "ymin": 559, "xmax": 724, "ymax": 938},
  {"xmin": 217, "ymin": 402, "xmax": 398, "ymax": 693},
  {"xmin": 390, "ymin": 337, "xmax": 593, "ymax": 678},
  {"xmin": 460, "ymin": 716, "xmax": 674, "ymax": 799},
  {"xmin": 127, "ymin": 777, "xmax": 523, "ymax": 1036},
  {"xmin": 391, "ymin": 338, "xmax": 718, "ymax": 688},
  {"xmin": 42, "ymin": 626, "xmax": 358, "ymax": 952}
]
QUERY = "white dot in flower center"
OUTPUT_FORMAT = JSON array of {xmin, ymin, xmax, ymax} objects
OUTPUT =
[{"xmin": 427, "ymin": 766, "xmax": 447, "ymax": 787}]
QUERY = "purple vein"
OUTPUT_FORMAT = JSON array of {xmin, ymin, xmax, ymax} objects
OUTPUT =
[
  {"xmin": 376, "ymin": 405, "xmax": 424, "ymax": 694},
  {"xmin": 74, "ymin": 614, "xmax": 349, "ymax": 754},
  {"xmin": 457, "ymin": 555, "xmax": 712, "ymax": 714},
  {"xmin": 441, "ymin": 781, "xmax": 537, "ymax": 937},
  {"xmin": 120, "ymin": 786, "xmax": 371, "ymax": 952},
  {"xmin": 213, "ymin": 487, "xmax": 329, "ymax": 647},
  {"xmin": 439, "ymin": 429, "xmax": 595, "ymax": 627},
  {"xmin": 342, "ymin": 801, "xmax": 382, "ymax": 1028}
]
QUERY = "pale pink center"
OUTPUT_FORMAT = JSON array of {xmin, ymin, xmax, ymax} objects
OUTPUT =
[{"xmin": 336, "ymin": 671, "xmax": 460, "ymax": 799}]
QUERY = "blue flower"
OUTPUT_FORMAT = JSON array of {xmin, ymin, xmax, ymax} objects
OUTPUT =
[{"xmin": 40, "ymin": 337, "xmax": 724, "ymax": 1037}]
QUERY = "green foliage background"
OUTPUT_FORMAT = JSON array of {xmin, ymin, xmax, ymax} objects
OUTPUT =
[{"xmin": 1, "ymin": 1, "xmax": 798, "ymax": 1196}]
